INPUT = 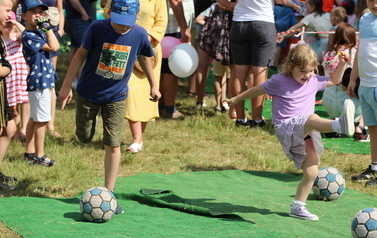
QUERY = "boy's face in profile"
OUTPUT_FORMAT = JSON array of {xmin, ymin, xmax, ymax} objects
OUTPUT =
[
  {"xmin": 110, "ymin": 21, "xmax": 132, "ymax": 34},
  {"xmin": 22, "ymin": 6, "xmax": 45, "ymax": 27},
  {"xmin": 0, "ymin": 0, "xmax": 13, "ymax": 26}
]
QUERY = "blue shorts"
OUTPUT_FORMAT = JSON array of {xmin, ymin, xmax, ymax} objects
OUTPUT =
[
  {"xmin": 66, "ymin": 19, "xmax": 91, "ymax": 48},
  {"xmin": 359, "ymin": 86, "xmax": 377, "ymax": 126}
]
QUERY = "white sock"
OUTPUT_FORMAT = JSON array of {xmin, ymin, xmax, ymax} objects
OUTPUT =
[
  {"xmin": 332, "ymin": 118, "xmax": 342, "ymax": 133},
  {"xmin": 291, "ymin": 200, "xmax": 306, "ymax": 210},
  {"xmin": 371, "ymin": 163, "xmax": 377, "ymax": 171},
  {"xmin": 255, "ymin": 119, "xmax": 263, "ymax": 123}
]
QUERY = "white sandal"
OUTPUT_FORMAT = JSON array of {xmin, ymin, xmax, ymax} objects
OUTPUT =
[{"xmin": 126, "ymin": 142, "xmax": 143, "ymax": 153}]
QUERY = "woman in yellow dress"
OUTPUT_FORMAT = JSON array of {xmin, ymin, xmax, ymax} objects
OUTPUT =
[{"xmin": 103, "ymin": 0, "xmax": 167, "ymax": 153}]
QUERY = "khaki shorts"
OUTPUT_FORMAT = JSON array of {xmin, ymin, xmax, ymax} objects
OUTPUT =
[
  {"xmin": 75, "ymin": 95, "xmax": 126, "ymax": 147},
  {"xmin": 213, "ymin": 60, "xmax": 230, "ymax": 78}
]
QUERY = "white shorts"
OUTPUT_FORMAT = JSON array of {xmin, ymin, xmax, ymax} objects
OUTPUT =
[{"xmin": 28, "ymin": 88, "xmax": 52, "ymax": 122}]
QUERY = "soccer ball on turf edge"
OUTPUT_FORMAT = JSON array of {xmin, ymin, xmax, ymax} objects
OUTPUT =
[
  {"xmin": 351, "ymin": 208, "xmax": 377, "ymax": 238},
  {"xmin": 312, "ymin": 167, "xmax": 345, "ymax": 201},
  {"xmin": 79, "ymin": 186, "xmax": 117, "ymax": 223}
]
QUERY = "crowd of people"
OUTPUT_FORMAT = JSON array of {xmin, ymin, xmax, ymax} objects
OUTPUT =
[{"xmin": 0, "ymin": 0, "xmax": 376, "ymax": 222}]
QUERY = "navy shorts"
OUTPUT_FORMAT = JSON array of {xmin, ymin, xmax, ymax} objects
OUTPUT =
[
  {"xmin": 230, "ymin": 21, "xmax": 276, "ymax": 66},
  {"xmin": 66, "ymin": 19, "xmax": 91, "ymax": 48}
]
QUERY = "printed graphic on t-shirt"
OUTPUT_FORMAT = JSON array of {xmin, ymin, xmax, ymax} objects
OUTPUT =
[{"xmin": 96, "ymin": 43, "xmax": 131, "ymax": 79}]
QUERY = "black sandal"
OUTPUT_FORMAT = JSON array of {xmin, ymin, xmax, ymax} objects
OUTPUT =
[
  {"xmin": 0, "ymin": 172, "xmax": 17, "ymax": 182},
  {"xmin": 24, "ymin": 152, "xmax": 36, "ymax": 164},
  {"xmin": 35, "ymin": 154, "xmax": 56, "ymax": 167}
]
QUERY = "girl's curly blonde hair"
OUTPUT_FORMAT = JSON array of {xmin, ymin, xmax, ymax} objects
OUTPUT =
[{"xmin": 281, "ymin": 44, "xmax": 318, "ymax": 78}]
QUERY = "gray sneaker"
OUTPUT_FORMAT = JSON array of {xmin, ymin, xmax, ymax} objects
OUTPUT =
[
  {"xmin": 289, "ymin": 206, "xmax": 319, "ymax": 221},
  {"xmin": 339, "ymin": 99, "xmax": 355, "ymax": 136}
]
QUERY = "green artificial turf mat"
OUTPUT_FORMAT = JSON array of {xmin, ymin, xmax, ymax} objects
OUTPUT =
[{"xmin": 0, "ymin": 170, "xmax": 375, "ymax": 237}]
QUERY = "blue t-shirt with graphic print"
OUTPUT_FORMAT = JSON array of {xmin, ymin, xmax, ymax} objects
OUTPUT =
[
  {"xmin": 76, "ymin": 19, "xmax": 153, "ymax": 105},
  {"xmin": 22, "ymin": 30, "xmax": 58, "ymax": 91}
]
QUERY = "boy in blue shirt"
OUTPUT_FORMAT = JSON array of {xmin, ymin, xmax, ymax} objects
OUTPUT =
[
  {"xmin": 59, "ymin": 0, "xmax": 161, "ymax": 213},
  {"xmin": 22, "ymin": 0, "xmax": 59, "ymax": 166}
]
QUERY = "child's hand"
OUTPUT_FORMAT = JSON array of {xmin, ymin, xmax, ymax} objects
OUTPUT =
[
  {"xmin": 149, "ymin": 87, "xmax": 161, "ymax": 102},
  {"xmin": 58, "ymin": 85, "xmax": 73, "ymax": 110},
  {"xmin": 37, "ymin": 17, "xmax": 53, "ymax": 33},
  {"xmin": 337, "ymin": 50, "xmax": 350, "ymax": 62},
  {"xmin": 223, "ymin": 97, "xmax": 237, "ymax": 107}
]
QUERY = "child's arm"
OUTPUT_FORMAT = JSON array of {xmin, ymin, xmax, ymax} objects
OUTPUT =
[
  {"xmin": 224, "ymin": 84, "xmax": 265, "ymax": 107},
  {"xmin": 58, "ymin": 46, "xmax": 88, "ymax": 109},
  {"xmin": 347, "ymin": 48, "xmax": 359, "ymax": 98},
  {"xmin": 327, "ymin": 51, "xmax": 349, "ymax": 87},
  {"xmin": 169, "ymin": 0, "xmax": 191, "ymax": 43},
  {"xmin": 38, "ymin": 18, "xmax": 60, "ymax": 52},
  {"xmin": 8, "ymin": 19, "xmax": 25, "ymax": 33},
  {"xmin": 195, "ymin": 13, "xmax": 206, "ymax": 25},
  {"xmin": 136, "ymin": 55, "xmax": 161, "ymax": 102}
]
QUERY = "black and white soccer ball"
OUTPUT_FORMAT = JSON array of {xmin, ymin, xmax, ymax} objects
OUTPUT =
[
  {"xmin": 312, "ymin": 167, "xmax": 345, "ymax": 201},
  {"xmin": 79, "ymin": 186, "xmax": 117, "ymax": 223},
  {"xmin": 351, "ymin": 208, "xmax": 377, "ymax": 238}
]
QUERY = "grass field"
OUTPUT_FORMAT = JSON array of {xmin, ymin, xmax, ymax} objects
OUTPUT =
[{"xmin": 0, "ymin": 53, "xmax": 375, "ymax": 237}]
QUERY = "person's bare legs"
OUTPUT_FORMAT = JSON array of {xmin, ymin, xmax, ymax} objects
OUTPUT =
[
  {"xmin": 250, "ymin": 66, "xmax": 268, "ymax": 122},
  {"xmin": 231, "ymin": 64, "xmax": 251, "ymax": 120},
  {"xmin": 127, "ymin": 120, "xmax": 146, "ymax": 144},
  {"xmin": 195, "ymin": 48, "xmax": 212, "ymax": 106},
  {"xmin": 161, "ymin": 73, "xmax": 179, "ymax": 114},
  {"xmin": 9, "ymin": 105, "xmax": 20, "ymax": 140},
  {"xmin": 46, "ymin": 88, "xmax": 61, "ymax": 137},
  {"xmin": 0, "ymin": 119, "xmax": 16, "ymax": 163},
  {"xmin": 294, "ymin": 139, "xmax": 319, "ymax": 203},
  {"xmin": 104, "ymin": 145, "xmax": 121, "ymax": 191},
  {"xmin": 20, "ymin": 103, "xmax": 30, "ymax": 138}
]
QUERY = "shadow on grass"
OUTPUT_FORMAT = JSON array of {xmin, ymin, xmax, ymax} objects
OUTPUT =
[
  {"xmin": 242, "ymin": 170, "xmax": 302, "ymax": 183},
  {"xmin": 120, "ymin": 191, "xmax": 289, "ymax": 223}
]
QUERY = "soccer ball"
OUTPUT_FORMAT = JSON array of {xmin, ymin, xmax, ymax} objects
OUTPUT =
[
  {"xmin": 312, "ymin": 167, "xmax": 345, "ymax": 201},
  {"xmin": 351, "ymin": 208, "xmax": 377, "ymax": 238},
  {"xmin": 79, "ymin": 186, "xmax": 117, "ymax": 223}
]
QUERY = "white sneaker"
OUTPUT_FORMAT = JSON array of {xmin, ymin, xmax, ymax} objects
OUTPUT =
[
  {"xmin": 289, "ymin": 206, "xmax": 319, "ymax": 221},
  {"xmin": 339, "ymin": 99, "xmax": 355, "ymax": 136}
]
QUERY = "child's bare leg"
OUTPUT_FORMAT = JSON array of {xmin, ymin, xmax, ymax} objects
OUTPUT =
[
  {"xmin": 0, "ymin": 119, "xmax": 16, "ymax": 163},
  {"xmin": 25, "ymin": 118, "xmax": 35, "ymax": 154},
  {"xmin": 214, "ymin": 75, "xmax": 223, "ymax": 110},
  {"xmin": 104, "ymin": 145, "xmax": 121, "ymax": 191},
  {"xmin": 290, "ymin": 138, "xmax": 319, "ymax": 221},
  {"xmin": 20, "ymin": 103, "xmax": 30, "ymax": 137},
  {"xmin": 304, "ymin": 114, "xmax": 334, "ymax": 135},
  {"xmin": 34, "ymin": 121, "xmax": 48, "ymax": 158},
  {"xmin": 295, "ymin": 139, "xmax": 319, "ymax": 203},
  {"xmin": 10, "ymin": 106, "xmax": 20, "ymax": 139}
]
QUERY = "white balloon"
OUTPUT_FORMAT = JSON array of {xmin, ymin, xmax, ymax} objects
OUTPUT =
[{"xmin": 168, "ymin": 43, "xmax": 199, "ymax": 78}]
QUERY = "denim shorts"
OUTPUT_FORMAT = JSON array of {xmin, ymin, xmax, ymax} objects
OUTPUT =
[
  {"xmin": 230, "ymin": 21, "xmax": 276, "ymax": 66},
  {"xmin": 75, "ymin": 95, "xmax": 126, "ymax": 147},
  {"xmin": 359, "ymin": 86, "xmax": 377, "ymax": 126},
  {"xmin": 66, "ymin": 19, "xmax": 91, "ymax": 48}
]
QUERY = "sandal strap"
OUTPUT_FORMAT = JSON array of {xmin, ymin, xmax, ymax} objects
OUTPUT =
[
  {"xmin": 35, "ymin": 154, "xmax": 56, "ymax": 167},
  {"xmin": 126, "ymin": 143, "xmax": 143, "ymax": 153}
]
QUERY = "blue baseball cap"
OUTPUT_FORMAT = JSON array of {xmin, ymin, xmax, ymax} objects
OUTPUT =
[
  {"xmin": 22, "ymin": 0, "xmax": 48, "ymax": 13},
  {"xmin": 110, "ymin": 0, "xmax": 140, "ymax": 26}
]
